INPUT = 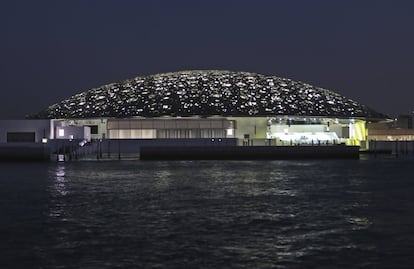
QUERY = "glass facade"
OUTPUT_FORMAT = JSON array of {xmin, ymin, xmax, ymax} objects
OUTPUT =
[{"xmin": 107, "ymin": 118, "xmax": 234, "ymax": 139}]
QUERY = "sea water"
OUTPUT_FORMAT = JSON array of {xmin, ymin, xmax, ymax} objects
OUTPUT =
[{"xmin": 1, "ymin": 156, "xmax": 414, "ymax": 268}]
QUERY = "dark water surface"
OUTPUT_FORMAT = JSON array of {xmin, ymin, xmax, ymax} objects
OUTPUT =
[{"xmin": 1, "ymin": 157, "xmax": 414, "ymax": 268}]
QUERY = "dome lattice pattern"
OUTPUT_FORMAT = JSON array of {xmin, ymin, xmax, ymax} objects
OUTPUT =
[{"xmin": 33, "ymin": 70, "xmax": 386, "ymax": 119}]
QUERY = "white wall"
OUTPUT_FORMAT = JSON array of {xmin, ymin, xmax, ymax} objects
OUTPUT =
[
  {"xmin": 0, "ymin": 120, "xmax": 51, "ymax": 143},
  {"xmin": 228, "ymin": 117, "xmax": 268, "ymax": 139},
  {"xmin": 55, "ymin": 125, "xmax": 91, "ymax": 140},
  {"xmin": 56, "ymin": 118, "xmax": 107, "ymax": 139}
]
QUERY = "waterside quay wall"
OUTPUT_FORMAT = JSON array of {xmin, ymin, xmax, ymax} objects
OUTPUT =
[
  {"xmin": 1, "ymin": 139, "xmax": 361, "ymax": 161},
  {"xmin": 0, "ymin": 143, "xmax": 50, "ymax": 161},
  {"xmin": 140, "ymin": 145, "xmax": 360, "ymax": 160}
]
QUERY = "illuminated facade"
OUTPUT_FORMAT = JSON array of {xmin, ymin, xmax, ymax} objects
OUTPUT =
[{"xmin": 31, "ymin": 70, "xmax": 387, "ymax": 148}]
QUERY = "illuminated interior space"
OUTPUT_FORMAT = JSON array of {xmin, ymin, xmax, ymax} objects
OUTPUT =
[{"xmin": 265, "ymin": 117, "xmax": 366, "ymax": 146}]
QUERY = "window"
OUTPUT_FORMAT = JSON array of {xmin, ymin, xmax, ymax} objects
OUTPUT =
[
  {"xmin": 58, "ymin": 129, "xmax": 65, "ymax": 137},
  {"xmin": 7, "ymin": 132, "xmax": 35, "ymax": 143},
  {"xmin": 87, "ymin": 125, "xmax": 99, "ymax": 134}
]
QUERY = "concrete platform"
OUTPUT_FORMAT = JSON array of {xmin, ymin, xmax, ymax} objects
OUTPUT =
[{"xmin": 140, "ymin": 145, "xmax": 360, "ymax": 160}]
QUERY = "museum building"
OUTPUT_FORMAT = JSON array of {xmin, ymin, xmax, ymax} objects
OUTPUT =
[{"xmin": 26, "ymin": 70, "xmax": 387, "ymax": 148}]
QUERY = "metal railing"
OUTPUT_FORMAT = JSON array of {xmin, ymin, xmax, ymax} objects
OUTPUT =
[{"xmin": 238, "ymin": 138, "xmax": 346, "ymax": 147}]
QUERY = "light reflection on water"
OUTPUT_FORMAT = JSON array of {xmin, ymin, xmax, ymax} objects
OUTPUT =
[
  {"xmin": 54, "ymin": 165, "xmax": 68, "ymax": 196},
  {"xmin": 2, "ymin": 158, "xmax": 414, "ymax": 268},
  {"xmin": 44, "ymin": 160, "xmax": 370, "ymax": 268}
]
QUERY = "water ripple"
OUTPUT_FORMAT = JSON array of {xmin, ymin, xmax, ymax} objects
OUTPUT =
[{"xmin": 2, "ymin": 158, "xmax": 414, "ymax": 268}]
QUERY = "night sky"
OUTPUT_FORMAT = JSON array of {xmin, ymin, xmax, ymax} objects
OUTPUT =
[{"xmin": 1, "ymin": 0, "xmax": 413, "ymax": 119}]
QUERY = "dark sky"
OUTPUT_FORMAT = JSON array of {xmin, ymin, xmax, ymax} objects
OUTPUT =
[{"xmin": 1, "ymin": 0, "xmax": 413, "ymax": 119}]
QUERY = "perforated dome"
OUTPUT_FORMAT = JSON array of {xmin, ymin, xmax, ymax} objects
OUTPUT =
[{"xmin": 32, "ymin": 70, "xmax": 386, "ymax": 119}]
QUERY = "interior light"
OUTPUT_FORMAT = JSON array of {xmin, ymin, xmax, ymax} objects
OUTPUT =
[{"xmin": 58, "ymin": 129, "xmax": 65, "ymax": 137}]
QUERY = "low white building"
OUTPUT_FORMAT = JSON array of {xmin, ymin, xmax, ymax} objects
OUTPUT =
[
  {"xmin": 0, "ymin": 120, "xmax": 52, "ymax": 143},
  {"xmin": 0, "ymin": 119, "xmax": 91, "ymax": 143}
]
